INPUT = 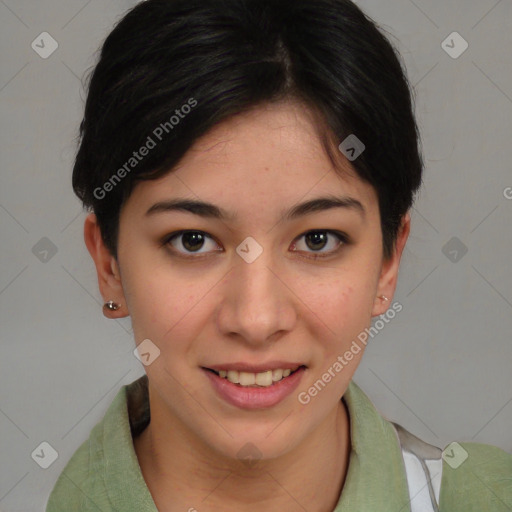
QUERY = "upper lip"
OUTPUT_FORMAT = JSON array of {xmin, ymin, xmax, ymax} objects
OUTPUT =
[{"xmin": 204, "ymin": 362, "xmax": 306, "ymax": 373}]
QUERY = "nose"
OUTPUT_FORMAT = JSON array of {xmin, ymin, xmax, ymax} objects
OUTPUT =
[{"xmin": 215, "ymin": 250, "xmax": 298, "ymax": 346}]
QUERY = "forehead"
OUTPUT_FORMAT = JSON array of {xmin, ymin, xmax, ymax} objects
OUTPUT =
[{"xmin": 124, "ymin": 101, "xmax": 378, "ymax": 221}]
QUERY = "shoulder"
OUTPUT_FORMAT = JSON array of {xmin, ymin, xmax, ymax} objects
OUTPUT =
[
  {"xmin": 389, "ymin": 420, "xmax": 511, "ymax": 511},
  {"xmin": 45, "ymin": 384, "xmax": 130, "ymax": 512},
  {"xmin": 440, "ymin": 440, "xmax": 512, "ymax": 511},
  {"xmin": 45, "ymin": 424, "xmax": 109, "ymax": 511}
]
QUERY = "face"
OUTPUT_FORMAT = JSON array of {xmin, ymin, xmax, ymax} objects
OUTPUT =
[{"xmin": 86, "ymin": 100, "xmax": 409, "ymax": 462}]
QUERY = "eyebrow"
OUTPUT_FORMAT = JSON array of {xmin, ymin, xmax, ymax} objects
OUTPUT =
[{"xmin": 145, "ymin": 194, "xmax": 365, "ymax": 221}]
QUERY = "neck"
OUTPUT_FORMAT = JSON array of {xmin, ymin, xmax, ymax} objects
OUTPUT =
[{"xmin": 134, "ymin": 397, "xmax": 351, "ymax": 512}]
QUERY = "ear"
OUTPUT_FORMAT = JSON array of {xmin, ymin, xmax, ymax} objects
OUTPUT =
[
  {"xmin": 371, "ymin": 211, "xmax": 411, "ymax": 317},
  {"xmin": 84, "ymin": 213, "xmax": 128, "ymax": 319}
]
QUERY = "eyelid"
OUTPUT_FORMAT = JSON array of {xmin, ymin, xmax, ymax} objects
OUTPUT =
[{"xmin": 162, "ymin": 229, "xmax": 349, "ymax": 259}]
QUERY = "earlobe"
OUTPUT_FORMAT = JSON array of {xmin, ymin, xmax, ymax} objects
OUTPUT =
[
  {"xmin": 372, "ymin": 295, "xmax": 390, "ymax": 317},
  {"xmin": 83, "ymin": 213, "xmax": 128, "ymax": 318},
  {"xmin": 371, "ymin": 212, "xmax": 411, "ymax": 317}
]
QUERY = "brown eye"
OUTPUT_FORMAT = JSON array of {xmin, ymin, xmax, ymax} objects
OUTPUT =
[
  {"xmin": 305, "ymin": 231, "xmax": 329, "ymax": 251},
  {"xmin": 291, "ymin": 230, "xmax": 348, "ymax": 259},
  {"xmin": 180, "ymin": 232, "xmax": 206, "ymax": 252},
  {"xmin": 165, "ymin": 231, "xmax": 221, "ymax": 256}
]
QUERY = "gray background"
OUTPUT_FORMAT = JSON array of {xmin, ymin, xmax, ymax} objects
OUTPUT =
[{"xmin": 1, "ymin": 0, "xmax": 511, "ymax": 510}]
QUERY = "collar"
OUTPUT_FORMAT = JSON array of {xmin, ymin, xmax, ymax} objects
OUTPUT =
[
  {"xmin": 335, "ymin": 379, "xmax": 411, "ymax": 511},
  {"xmin": 101, "ymin": 375, "xmax": 410, "ymax": 511}
]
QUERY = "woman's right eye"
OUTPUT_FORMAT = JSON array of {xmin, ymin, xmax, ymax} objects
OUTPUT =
[{"xmin": 164, "ymin": 231, "xmax": 222, "ymax": 258}]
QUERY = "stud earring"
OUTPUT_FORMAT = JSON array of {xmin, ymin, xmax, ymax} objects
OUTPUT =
[
  {"xmin": 379, "ymin": 295, "xmax": 389, "ymax": 302},
  {"xmin": 103, "ymin": 300, "xmax": 121, "ymax": 311}
]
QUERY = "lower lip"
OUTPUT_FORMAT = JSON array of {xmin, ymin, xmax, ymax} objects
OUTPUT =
[{"xmin": 203, "ymin": 367, "xmax": 306, "ymax": 410}]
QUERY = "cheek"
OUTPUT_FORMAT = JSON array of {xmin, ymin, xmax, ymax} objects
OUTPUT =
[
  {"xmin": 294, "ymin": 273, "xmax": 378, "ymax": 385},
  {"xmin": 118, "ymin": 258, "xmax": 172, "ymax": 340},
  {"xmin": 125, "ymin": 264, "xmax": 215, "ymax": 351},
  {"xmin": 295, "ymin": 270, "xmax": 375, "ymax": 330}
]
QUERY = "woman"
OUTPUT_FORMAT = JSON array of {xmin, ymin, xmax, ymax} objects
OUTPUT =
[{"xmin": 46, "ymin": 0, "xmax": 511, "ymax": 510}]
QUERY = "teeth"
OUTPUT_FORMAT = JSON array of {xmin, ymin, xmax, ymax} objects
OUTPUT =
[
  {"xmin": 215, "ymin": 367, "xmax": 300, "ymax": 387},
  {"xmin": 227, "ymin": 370, "xmax": 239, "ymax": 384},
  {"xmin": 239, "ymin": 372, "xmax": 256, "ymax": 386},
  {"xmin": 255, "ymin": 370, "xmax": 273, "ymax": 387},
  {"xmin": 272, "ymin": 369, "xmax": 283, "ymax": 381}
]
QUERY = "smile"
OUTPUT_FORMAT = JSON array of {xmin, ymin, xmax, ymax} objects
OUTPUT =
[
  {"xmin": 206, "ymin": 367, "xmax": 303, "ymax": 387},
  {"xmin": 203, "ymin": 365, "xmax": 307, "ymax": 409}
]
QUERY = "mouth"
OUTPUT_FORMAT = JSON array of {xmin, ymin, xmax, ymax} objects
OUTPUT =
[
  {"xmin": 203, "ymin": 366, "xmax": 306, "ymax": 388},
  {"xmin": 202, "ymin": 364, "xmax": 307, "ymax": 409}
]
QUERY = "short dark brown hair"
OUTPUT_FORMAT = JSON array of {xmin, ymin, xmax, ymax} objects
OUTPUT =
[{"xmin": 72, "ymin": 0, "xmax": 423, "ymax": 260}]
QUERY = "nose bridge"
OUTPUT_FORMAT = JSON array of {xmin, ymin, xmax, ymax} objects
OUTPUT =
[{"xmin": 216, "ymin": 245, "xmax": 296, "ymax": 343}]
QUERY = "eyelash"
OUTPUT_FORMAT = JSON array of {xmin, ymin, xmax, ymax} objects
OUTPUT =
[{"xmin": 161, "ymin": 229, "xmax": 350, "ymax": 261}]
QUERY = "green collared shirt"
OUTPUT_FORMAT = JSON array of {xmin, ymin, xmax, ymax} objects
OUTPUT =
[{"xmin": 46, "ymin": 376, "xmax": 512, "ymax": 511}]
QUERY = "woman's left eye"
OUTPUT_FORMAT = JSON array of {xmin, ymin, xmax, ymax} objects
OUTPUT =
[
  {"xmin": 163, "ymin": 229, "xmax": 348, "ymax": 259},
  {"xmin": 290, "ymin": 230, "xmax": 348, "ymax": 259}
]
